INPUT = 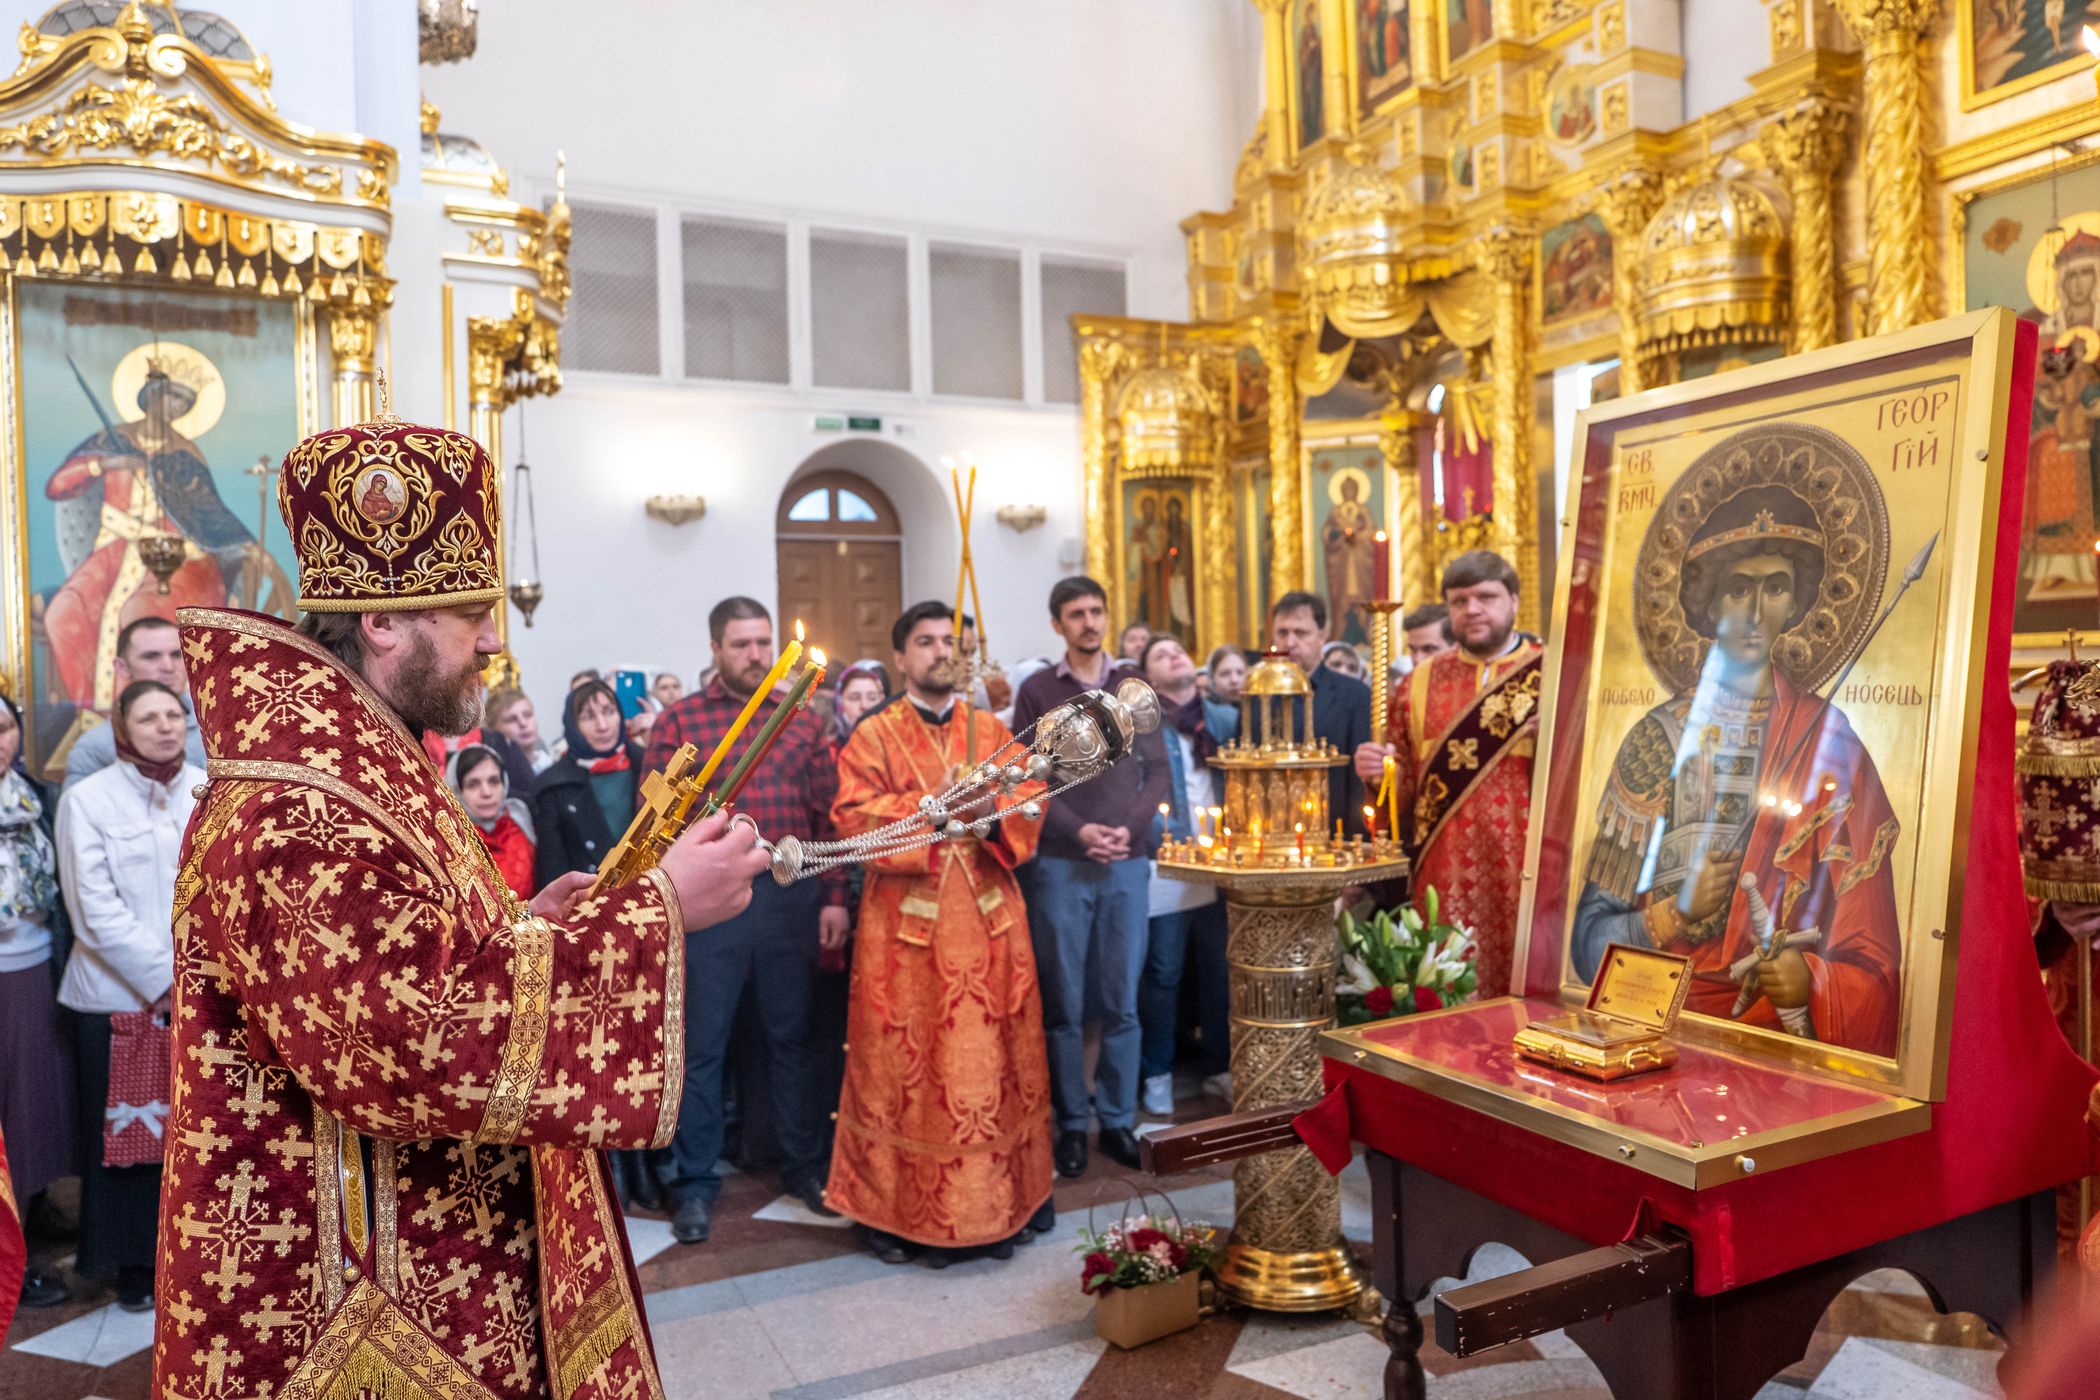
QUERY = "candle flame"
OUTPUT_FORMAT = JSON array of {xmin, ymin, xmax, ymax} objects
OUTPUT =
[
  {"xmin": 795, "ymin": 619, "xmax": 806, "ymax": 642},
  {"xmin": 1374, "ymin": 530, "xmax": 1388, "ymax": 543},
  {"xmin": 2084, "ymin": 23, "xmax": 2100, "ymax": 57},
  {"xmin": 811, "ymin": 647, "xmax": 827, "ymax": 667}
]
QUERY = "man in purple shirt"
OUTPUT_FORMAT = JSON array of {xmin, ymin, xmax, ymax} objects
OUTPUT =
[{"xmin": 1010, "ymin": 576, "xmax": 1171, "ymax": 1177}]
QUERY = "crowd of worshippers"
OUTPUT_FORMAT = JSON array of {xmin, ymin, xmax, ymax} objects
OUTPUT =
[{"xmin": 0, "ymin": 548, "xmax": 1532, "ymax": 1304}]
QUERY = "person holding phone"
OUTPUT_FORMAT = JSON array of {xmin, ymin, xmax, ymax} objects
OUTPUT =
[{"xmin": 56, "ymin": 679, "xmax": 200, "ymax": 1312}]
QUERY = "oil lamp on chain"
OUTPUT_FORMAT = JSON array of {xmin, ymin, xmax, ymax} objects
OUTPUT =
[{"xmin": 507, "ymin": 404, "xmax": 545, "ymax": 627}]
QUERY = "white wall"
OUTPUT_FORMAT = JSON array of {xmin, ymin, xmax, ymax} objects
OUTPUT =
[
  {"xmin": 410, "ymin": 0, "xmax": 1261, "ymax": 688},
  {"xmin": 421, "ymin": 0, "xmax": 1262, "ymax": 321},
  {"xmin": 1678, "ymin": 1, "xmax": 1762, "ymax": 123}
]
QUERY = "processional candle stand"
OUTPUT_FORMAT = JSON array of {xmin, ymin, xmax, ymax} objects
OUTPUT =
[{"xmin": 1155, "ymin": 635, "xmax": 1410, "ymax": 1317}]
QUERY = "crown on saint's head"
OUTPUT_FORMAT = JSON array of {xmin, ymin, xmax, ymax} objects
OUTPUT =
[
  {"xmin": 145, "ymin": 352, "xmax": 208, "ymax": 392},
  {"xmin": 2056, "ymin": 229, "xmax": 2100, "ymax": 266}
]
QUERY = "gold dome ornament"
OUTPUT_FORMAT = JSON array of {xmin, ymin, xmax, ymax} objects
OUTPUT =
[
  {"xmin": 1297, "ymin": 152, "xmax": 1412, "ymax": 337},
  {"xmin": 1116, "ymin": 358, "xmax": 1216, "ymax": 474},
  {"xmin": 1631, "ymin": 170, "xmax": 1791, "ymax": 378}
]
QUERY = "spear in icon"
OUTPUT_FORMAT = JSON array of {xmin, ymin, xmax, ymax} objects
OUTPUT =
[{"xmin": 1765, "ymin": 530, "xmax": 1939, "ymax": 789}]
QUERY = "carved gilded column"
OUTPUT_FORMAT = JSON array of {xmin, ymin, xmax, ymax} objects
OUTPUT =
[
  {"xmin": 1476, "ymin": 227, "xmax": 1539, "ymax": 633},
  {"xmin": 1380, "ymin": 406, "xmax": 1433, "ymax": 607},
  {"xmin": 1760, "ymin": 99, "xmax": 1850, "ymax": 353},
  {"xmin": 329, "ymin": 306, "xmax": 378, "ymax": 427},
  {"xmin": 467, "ymin": 312, "xmax": 525, "ymax": 643},
  {"xmin": 1254, "ymin": 0, "xmax": 1292, "ymax": 171},
  {"xmin": 1078, "ymin": 337, "xmax": 1126, "ymax": 585},
  {"xmin": 1834, "ymin": 0, "xmax": 1937, "ymax": 335},
  {"xmin": 1259, "ymin": 319, "xmax": 1306, "ymax": 608},
  {"xmin": 1595, "ymin": 168, "xmax": 1665, "ymax": 395},
  {"xmin": 1199, "ymin": 352, "xmax": 1240, "ymax": 654}
]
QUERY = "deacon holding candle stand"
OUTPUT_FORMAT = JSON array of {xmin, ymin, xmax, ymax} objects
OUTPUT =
[
  {"xmin": 642, "ymin": 597, "xmax": 848, "ymax": 1245},
  {"xmin": 1354, "ymin": 546, "xmax": 1541, "ymax": 998},
  {"xmin": 158, "ymin": 411, "xmax": 773, "ymax": 1400}
]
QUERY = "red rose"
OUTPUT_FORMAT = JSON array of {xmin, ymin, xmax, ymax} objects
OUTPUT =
[
  {"xmin": 1081, "ymin": 1250, "xmax": 1115, "ymax": 1293},
  {"xmin": 1414, "ymin": 986, "xmax": 1443, "ymax": 1013},
  {"xmin": 1364, "ymin": 985, "xmax": 1395, "ymax": 1015}
]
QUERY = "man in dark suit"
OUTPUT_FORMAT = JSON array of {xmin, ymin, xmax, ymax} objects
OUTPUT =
[{"xmin": 1264, "ymin": 590, "xmax": 1372, "ymax": 836}]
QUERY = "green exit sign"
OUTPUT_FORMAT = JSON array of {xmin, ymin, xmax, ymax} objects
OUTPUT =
[
  {"xmin": 847, "ymin": 415, "xmax": 882, "ymax": 432},
  {"xmin": 812, "ymin": 414, "xmax": 884, "ymax": 433}
]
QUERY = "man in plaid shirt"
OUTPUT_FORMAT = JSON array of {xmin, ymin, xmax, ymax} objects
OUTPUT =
[{"xmin": 643, "ymin": 596, "xmax": 850, "ymax": 1243}]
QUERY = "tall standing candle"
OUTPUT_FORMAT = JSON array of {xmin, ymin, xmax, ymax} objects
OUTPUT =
[
  {"xmin": 1382, "ymin": 754, "xmax": 1401, "ymax": 838},
  {"xmin": 1373, "ymin": 529, "xmax": 1391, "ymax": 600}
]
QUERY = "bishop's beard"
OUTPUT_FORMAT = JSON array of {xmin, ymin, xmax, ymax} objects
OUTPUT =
[{"xmin": 393, "ymin": 628, "xmax": 486, "ymax": 737}]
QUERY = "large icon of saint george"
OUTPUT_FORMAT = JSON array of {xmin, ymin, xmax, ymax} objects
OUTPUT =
[{"xmin": 1569, "ymin": 425, "xmax": 1906, "ymax": 1057}]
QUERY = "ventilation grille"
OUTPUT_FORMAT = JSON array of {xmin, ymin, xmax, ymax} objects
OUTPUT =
[
  {"xmin": 682, "ymin": 215, "xmax": 789, "ymax": 384},
  {"xmin": 930, "ymin": 243, "xmax": 1022, "ymax": 400},
  {"xmin": 811, "ymin": 229, "xmax": 910, "ymax": 392},
  {"xmin": 567, "ymin": 202, "xmax": 661, "ymax": 376},
  {"xmin": 1040, "ymin": 257, "xmax": 1127, "ymax": 404}
]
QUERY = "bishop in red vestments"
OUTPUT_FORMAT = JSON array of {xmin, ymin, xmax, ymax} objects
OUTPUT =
[
  {"xmin": 154, "ymin": 416, "xmax": 769, "ymax": 1400},
  {"xmin": 1359, "ymin": 551, "xmax": 1541, "ymax": 998},
  {"xmin": 827, "ymin": 601, "xmax": 1055, "ymax": 1262}
]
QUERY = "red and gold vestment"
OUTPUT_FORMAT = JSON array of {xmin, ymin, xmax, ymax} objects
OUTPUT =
[
  {"xmin": 154, "ymin": 608, "xmax": 684, "ymax": 1400},
  {"xmin": 826, "ymin": 699, "xmax": 1052, "ymax": 1248},
  {"xmin": 1387, "ymin": 640, "xmax": 1544, "ymax": 999}
]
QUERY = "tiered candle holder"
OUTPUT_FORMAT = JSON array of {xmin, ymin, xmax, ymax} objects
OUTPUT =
[{"xmin": 1155, "ymin": 649, "xmax": 1408, "ymax": 1318}]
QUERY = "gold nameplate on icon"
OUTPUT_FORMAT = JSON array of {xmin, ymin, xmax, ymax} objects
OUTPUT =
[{"xmin": 1514, "ymin": 943, "xmax": 1693, "ymax": 1082}]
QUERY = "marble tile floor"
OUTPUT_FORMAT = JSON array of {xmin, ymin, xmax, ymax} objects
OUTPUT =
[{"xmin": 2, "ymin": 1084, "xmax": 2012, "ymax": 1400}]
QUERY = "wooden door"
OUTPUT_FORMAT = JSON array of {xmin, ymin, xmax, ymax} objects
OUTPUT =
[
  {"xmin": 777, "ymin": 471, "xmax": 904, "ymax": 664},
  {"xmin": 778, "ymin": 537, "xmax": 901, "ymax": 663}
]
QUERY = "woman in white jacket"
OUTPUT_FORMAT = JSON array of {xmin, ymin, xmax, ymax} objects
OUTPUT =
[{"xmin": 57, "ymin": 678, "xmax": 200, "ymax": 1312}]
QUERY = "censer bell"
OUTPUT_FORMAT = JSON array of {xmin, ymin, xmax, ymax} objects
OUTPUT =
[{"xmin": 136, "ymin": 533, "xmax": 188, "ymax": 594}]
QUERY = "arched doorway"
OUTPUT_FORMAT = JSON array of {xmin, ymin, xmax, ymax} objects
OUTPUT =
[{"xmin": 776, "ymin": 470, "xmax": 903, "ymax": 666}]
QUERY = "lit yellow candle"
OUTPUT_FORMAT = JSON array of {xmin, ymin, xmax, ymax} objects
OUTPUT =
[
  {"xmin": 694, "ymin": 621, "xmax": 801, "ymax": 792},
  {"xmin": 1382, "ymin": 755, "xmax": 1400, "ymax": 838}
]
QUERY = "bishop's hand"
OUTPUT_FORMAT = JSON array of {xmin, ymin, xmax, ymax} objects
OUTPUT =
[
  {"xmin": 660, "ymin": 810, "xmax": 773, "ymax": 933},
  {"xmin": 530, "ymin": 870, "xmax": 596, "ymax": 922}
]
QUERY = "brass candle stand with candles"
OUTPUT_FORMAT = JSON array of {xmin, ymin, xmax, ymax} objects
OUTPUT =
[{"xmin": 1154, "ymin": 644, "xmax": 1409, "ymax": 1318}]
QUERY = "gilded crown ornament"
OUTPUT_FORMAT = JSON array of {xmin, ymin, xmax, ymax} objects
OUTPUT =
[
  {"xmin": 1116, "ymin": 359, "xmax": 1216, "ymax": 473},
  {"xmin": 1297, "ymin": 150, "xmax": 1412, "ymax": 334},
  {"xmin": 1631, "ymin": 169, "xmax": 1792, "ymax": 374}
]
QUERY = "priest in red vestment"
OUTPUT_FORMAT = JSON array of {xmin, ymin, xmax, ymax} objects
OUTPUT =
[
  {"xmin": 827, "ymin": 600, "xmax": 1055, "ymax": 1265},
  {"xmin": 1357, "ymin": 550, "xmax": 1541, "ymax": 998},
  {"xmin": 155, "ymin": 414, "xmax": 770, "ymax": 1400}
]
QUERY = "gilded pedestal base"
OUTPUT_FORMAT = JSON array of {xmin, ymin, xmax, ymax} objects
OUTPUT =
[{"xmin": 1219, "ymin": 884, "xmax": 1374, "ymax": 1315}]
